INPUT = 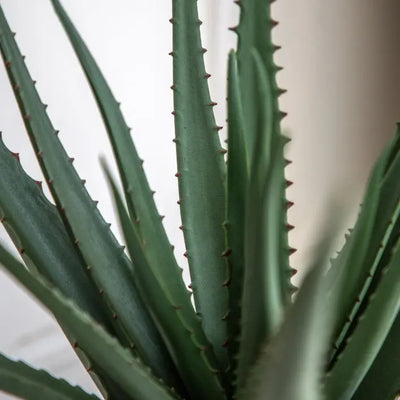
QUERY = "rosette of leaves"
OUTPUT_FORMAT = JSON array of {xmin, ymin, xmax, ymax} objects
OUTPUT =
[{"xmin": 0, "ymin": 1, "xmax": 399, "ymax": 399}]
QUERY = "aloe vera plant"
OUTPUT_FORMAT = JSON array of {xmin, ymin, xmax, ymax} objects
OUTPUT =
[{"xmin": 0, "ymin": 1, "xmax": 399, "ymax": 399}]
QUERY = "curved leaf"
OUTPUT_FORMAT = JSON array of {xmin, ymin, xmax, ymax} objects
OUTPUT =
[
  {"xmin": 325, "ymin": 240, "xmax": 400, "ymax": 400},
  {"xmin": 0, "ymin": 353, "xmax": 99, "ymax": 400},
  {"xmin": 0, "ymin": 245, "xmax": 179, "ymax": 400},
  {"xmin": 0, "ymin": 4, "xmax": 178, "ymax": 386}
]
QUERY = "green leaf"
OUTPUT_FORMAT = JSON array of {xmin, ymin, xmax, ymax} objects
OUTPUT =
[
  {"xmin": 325, "ymin": 239, "xmax": 400, "ymax": 400},
  {"xmin": 171, "ymin": 0, "xmax": 229, "ymax": 369},
  {"xmin": 224, "ymin": 50, "xmax": 248, "ymax": 380},
  {"xmin": 102, "ymin": 161, "xmax": 226, "ymax": 400},
  {"xmin": 238, "ymin": 227, "xmax": 337, "ymax": 400},
  {"xmin": 236, "ymin": 49, "xmax": 288, "ymax": 389},
  {"xmin": 235, "ymin": 0, "xmax": 282, "ymax": 164},
  {"xmin": 236, "ymin": 2, "xmax": 292, "ymax": 304},
  {"xmin": 0, "ymin": 136, "xmax": 135, "ymax": 400},
  {"xmin": 49, "ymin": 3, "xmax": 216, "ymax": 387},
  {"xmin": 0, "ymin": 246, "xmax": 179, "ymax": 400},
  {"xmin": 0, "ymin": 4, "xmax": 178, "ymax": 386},
  {"xmin": 328, "ymin": 128, "xmax": 400, "ymax": 365},
  {"xmin": 0, "ymin": 353, "xmax": 99, "ymax": 400},
  {"xmin": 0, "ymin": 134, "xmax": 111, "ymax": 331},
  {"xmin": 351, "ymin": 311, "xmax": 400, "ymax": 400}
]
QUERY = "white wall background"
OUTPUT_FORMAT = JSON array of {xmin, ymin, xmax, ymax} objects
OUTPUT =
[{"xmin": 0, "ymin": 0, "xmax": 399, "ymax": 398}]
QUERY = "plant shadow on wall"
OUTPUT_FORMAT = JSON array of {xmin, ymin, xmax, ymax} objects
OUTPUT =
[{"xmin": 0, "ymin": 0, "xmax": 399, "ymax": 399}]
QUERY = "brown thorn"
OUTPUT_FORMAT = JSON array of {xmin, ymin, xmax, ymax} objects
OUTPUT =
[
  {"xmin": 0, "ymin": 217, "xmax": 5, "ymax": 223},
  {"xmin": 69, "ymin": 157, "xmax": 75, "ymax": 163},
  {"xmin": 23, "ymin": 114, "xmax": 31, "ymax": 121},
  {"xmin": 208, "ymin": 102, "xmax": 218, "ymax": 107},
  {"xmin": 286, "ymin": 224, "xmax": 295, "ymax": 231},
  {"xmin": 270, "ymin": 19, "xmax": 279, "ymax": 27},
  {"xmin": 183, "ymin": 251, "xmax": 188, "ymax": 258},
  {"xmin": 169, "ymin": 18, "xmax": 175, "ymax": 24},
  {"xmin": 228, "ymin": 26, "xmax": 238, "ymax": 32},
  {"xmin": 201, "ymin": 48, "xmax": 207, "ymax": 54},
  {"xmin": 168, "ymin": 51, "xmax": 174, "ymax": 56},
  {"xmin": 220, "ymin": 149, "xmax": 228, "ymax": 154},
  {"xmin": 215, "ymin": 126, "xmax": 223, "ymax": 131},
  {"xmin": 179, "ymin": 225, "xmax": 184, "ymax": 230},
  {"xmin": 221, "ymin": 249, "xmax": 232, "ymax": 257},
  {"xmin": 285, "ymin": 159, "xmax": 292, "ymax": 166},
  {"xmin": 204, "ymin": 73, "xmax": 211, "ymax": 79},
  {"xmin": 289, "ymin": 248, "xmax": 297, "ymax": 255},
  {"xmin": 286, "ymin": 200, "xmax": 294, "ymax": 209},
  {"xmin": 54, "ymin": 130, "xmax": 59, "ymax": 135},
  {"xmin": 286, "ymin": 180, "xmax": 293, "ymax": 188},
  {"xmin": 175, "ymin": 172, "xmax": 181, "ymax": 177},
  {"xmin": 170, "ymin": 85, "xmax": 175, "ymax": 90},
  {"xmin": 19, "ymin": 248, "xmax": 25, "ymax": 255},
  {"xmin": 171, "ymin": 111, "xmax": 176, "ymax": 116},
  {"xmin": 11, "ymin": 152, "xmax": 20, "ymax": 161},
  {"xmin": 5, "ymin": 61, "xmax": 11, "ymax": 68},
  {"xmin": 37, "ymin": 151, "xmax": 43, "ymax": 158}
]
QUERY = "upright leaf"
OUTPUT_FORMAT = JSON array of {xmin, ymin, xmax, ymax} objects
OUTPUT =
[
  {"xmin": 172, "ymin": 0, "xmax": 229, "ymax": 368},
  {"xmin": 236, "ymin": 50, "xmax": 286, "ymax": 388},
  {"xmin": 235, "ymin": 0, "xmax": 292, "ymax": 304},
  {"xmin": 49, "ymin": 2, "xmax": 213, "ymax": 388},
  {"xmin": 103, "ymin": 162, "xmax": 225, "ymax": 400},
  {"xmin": 224, "ymin": 51, "xmax": 248, "ymax": 377},
  {"xmin": 235, "ymin": 0, "xmax": 282, "ymax": 163},
  {"xmin": 0, "ymin": 6, "xmax": 178, "ymax": 387},
  {"xmin": 238, "ymin": 228, "xmax": 337, "ymax": 400}
]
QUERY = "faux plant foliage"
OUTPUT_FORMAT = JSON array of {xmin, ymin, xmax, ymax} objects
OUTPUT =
[{"xmin": 0, "ymin": 1, "xmax": 399, "ymax": 400}]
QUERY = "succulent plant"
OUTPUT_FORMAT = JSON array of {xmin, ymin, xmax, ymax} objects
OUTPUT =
[{"xmin": 0, "ymin": 0, "xmax": 399, "ymax": 399}]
